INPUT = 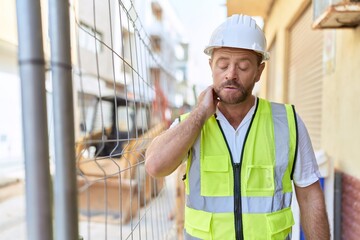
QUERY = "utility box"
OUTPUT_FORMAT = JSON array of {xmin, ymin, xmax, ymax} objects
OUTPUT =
[{"xmin": 313, "ymin": 0, "xmax": 360, "ymax": 29}]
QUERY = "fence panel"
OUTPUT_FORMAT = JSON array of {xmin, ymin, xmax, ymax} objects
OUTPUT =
[{"xmin": 71, "ymin": 0, "xmax": 176, "ymax": 239}]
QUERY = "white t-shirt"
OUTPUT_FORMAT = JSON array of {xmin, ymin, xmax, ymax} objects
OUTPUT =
[{"xmin": 171, "ymin": 100, "xmax": 321, "ymax": 188}]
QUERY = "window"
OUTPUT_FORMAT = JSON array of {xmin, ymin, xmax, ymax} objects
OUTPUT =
[
  {"xmin": 79, "ymin": 21, "xmax": 103, "ymax": 53},
  {"xmin": 84, "ymin": 99, "xmax": 112, "ymax": 133}
]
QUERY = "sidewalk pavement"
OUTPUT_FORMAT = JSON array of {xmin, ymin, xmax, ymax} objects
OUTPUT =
[{"xmin": 0, "ymin": 172, "xmax": 178, "ymax": 240}]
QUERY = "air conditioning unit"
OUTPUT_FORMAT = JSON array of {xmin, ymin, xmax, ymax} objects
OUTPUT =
[{"xmin": 313, "ymin": 0, "xmax": 360, "ymax": 29}]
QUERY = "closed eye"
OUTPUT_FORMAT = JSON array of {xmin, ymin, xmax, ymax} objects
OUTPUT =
[
  {"xmin": 216, "ymin": 59, "xmax": 229, "ymax": 70},
  {"xmin": 239, "ymin": 66, "xmax": 248, "ymax": 71},
  {"xmin": 238, "ymin": 62, "xmax": 250, "ymax": 71},
  {"xmin": 219, "ymin": 64, "xmax": 228, "ymax": 70}
]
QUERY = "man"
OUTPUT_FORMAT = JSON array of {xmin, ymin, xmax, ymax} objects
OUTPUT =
[{"xmin": 145, "ymin": 14, "xmax": 330, "ymax": 239}]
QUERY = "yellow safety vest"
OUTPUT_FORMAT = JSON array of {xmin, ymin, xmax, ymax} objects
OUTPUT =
[{"xmin": 182, "ymin": 98, "xmax": 298, "ymax": 240}]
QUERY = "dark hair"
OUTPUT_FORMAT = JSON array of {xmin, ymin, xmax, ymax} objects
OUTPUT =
[{"xmin": 255, "ymin": 52, "xmax": 263, "ymax": 66}]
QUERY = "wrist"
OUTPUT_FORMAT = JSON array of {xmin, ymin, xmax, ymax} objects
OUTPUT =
[{"xmin": 191, "ymin": 105, "xmax": 209, "ymax": 127}]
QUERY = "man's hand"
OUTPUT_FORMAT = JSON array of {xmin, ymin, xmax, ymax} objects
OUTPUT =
[
  {"xmin": 194, "ymin": 85, "xmax": 220, "ymax": 122},
  {"xmin": 145, "ymin": 85, "xmax": 218, "ymax": 178}
]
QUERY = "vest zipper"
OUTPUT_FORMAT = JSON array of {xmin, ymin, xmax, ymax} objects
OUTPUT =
[
  {"xmin": 215, "ymin": 117, "xmax": 244, "ymax": 240},
  {"xmin": 215, "ymin": 98, "xmax": 259, "ymax": 240},
  {"xmin": 233, "ymin": 162, "xmax": 243, "ymax": 240}
]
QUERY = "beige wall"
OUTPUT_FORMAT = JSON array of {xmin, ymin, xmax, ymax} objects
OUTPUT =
[
  {"xmin": 260, "ymin": 0, "xmax": 310, "ymax": 102},
  {"xmin": 0, "ymin": 0, "xmax": 51, "ymax": 58},
  {"xmin": 0, "ymin": 0, "xmax": 18, "ymax": 45},
  {"xmin": 322, "ymin": 27, "xmax": 360, "ymax": 178},
  {"xmin": 262, "ymin": 0, "xmax": 360, "ymax": 178},
  {"xmin": 0, "ymin": 0, "xmax": 18, "ymax": 74}
]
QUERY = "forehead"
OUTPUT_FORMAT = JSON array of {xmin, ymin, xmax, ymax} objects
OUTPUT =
[{"xmin": 212, "ymin": 47, "xmax": 258, "ymax": 62}]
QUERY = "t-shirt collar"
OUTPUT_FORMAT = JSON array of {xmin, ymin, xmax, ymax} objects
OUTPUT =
[{"xmin": 215, "ymin": 97, "xmax": 257, "ymax": 130}]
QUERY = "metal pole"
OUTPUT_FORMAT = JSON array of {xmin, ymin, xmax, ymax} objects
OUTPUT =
[
  {"xmin": 15, "ymin": 1, "xmax": 53, "ymax": 240},
  {"xmin": 48, "ymin": 0, "xmax": 79, "ymax": 239},
  {"xmin": 334, "ymin": 171, "xmax": 342, "ymax": 240}
]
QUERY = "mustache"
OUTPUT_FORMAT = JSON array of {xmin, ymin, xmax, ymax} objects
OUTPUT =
[{"xmin": 219, "ymin": 80, "xmax": 242, "ymax": 89}]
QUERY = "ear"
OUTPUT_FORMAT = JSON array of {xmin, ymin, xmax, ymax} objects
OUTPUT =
[
  {"xmin": 255, "ymin": 62, "xmax": 265, "ymax": 82},
  {"xmin": 208, "ymin": 58, "xmax": 213, "ymax": 68}
]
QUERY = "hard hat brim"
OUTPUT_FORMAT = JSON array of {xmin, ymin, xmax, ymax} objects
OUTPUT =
[{"xmin": 204, "ymin": 46, "xmax": 270, "ymax": 61}]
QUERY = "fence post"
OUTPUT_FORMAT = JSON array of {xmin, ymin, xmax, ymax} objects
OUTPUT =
[
  {"xmin": 15, "ymin": 0, "xmax": 54, "ymax": 239},
  {"xmin": 48, "ymin": 0, "xmax": 79, "ymax": 239}
]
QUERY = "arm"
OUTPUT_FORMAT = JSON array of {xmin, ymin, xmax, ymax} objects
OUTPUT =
[
  {"xmin": 145, "ymin": 86, "xmax": 219, "ymax": 177},
  {"xmin": 295, "ymin": 181, "xmax": 330, "ymax": 240}
]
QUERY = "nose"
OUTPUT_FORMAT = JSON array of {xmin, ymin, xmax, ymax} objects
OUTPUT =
[{"xmin": 225, "ymin": 65, "xmax": 237, "ymax": 80}]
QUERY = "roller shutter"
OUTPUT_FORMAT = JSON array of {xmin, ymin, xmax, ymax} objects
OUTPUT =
[
  {"xmin": 266, "ymin": 39, "xmax": 278, "ymax": 102},
  {"xmin": 288, "ymin": 6, "xmax": 324, "ymax": 150}
]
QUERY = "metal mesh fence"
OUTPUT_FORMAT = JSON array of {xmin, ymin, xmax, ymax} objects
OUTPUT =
[{"xmin": 70, "ymin": 0, "xmax": 177, "ymax": 239}]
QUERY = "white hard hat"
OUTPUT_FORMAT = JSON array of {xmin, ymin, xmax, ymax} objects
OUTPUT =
[{"xmin": 204, "ymin": 14, "xmax": 270, "ymax": 61}]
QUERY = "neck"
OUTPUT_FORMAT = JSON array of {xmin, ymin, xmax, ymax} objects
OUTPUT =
[{"xmin": 218, "ymin": 95, "xmax": 256, "ymax": 129}]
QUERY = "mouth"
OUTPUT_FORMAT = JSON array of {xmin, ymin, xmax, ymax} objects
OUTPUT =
[{"xmin": 223, "ymin": 86, "xmax": 239, "ymax": 90}]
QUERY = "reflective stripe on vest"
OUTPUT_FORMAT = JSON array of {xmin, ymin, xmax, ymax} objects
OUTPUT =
[{"xmin": 182, "ymin": 98, "xmax": 297, "ymax": 240}]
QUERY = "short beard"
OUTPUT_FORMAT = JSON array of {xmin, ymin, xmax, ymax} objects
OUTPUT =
[{"xmin": 214, "ymin": 80, "xmax": 252, "ymax": 104}]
